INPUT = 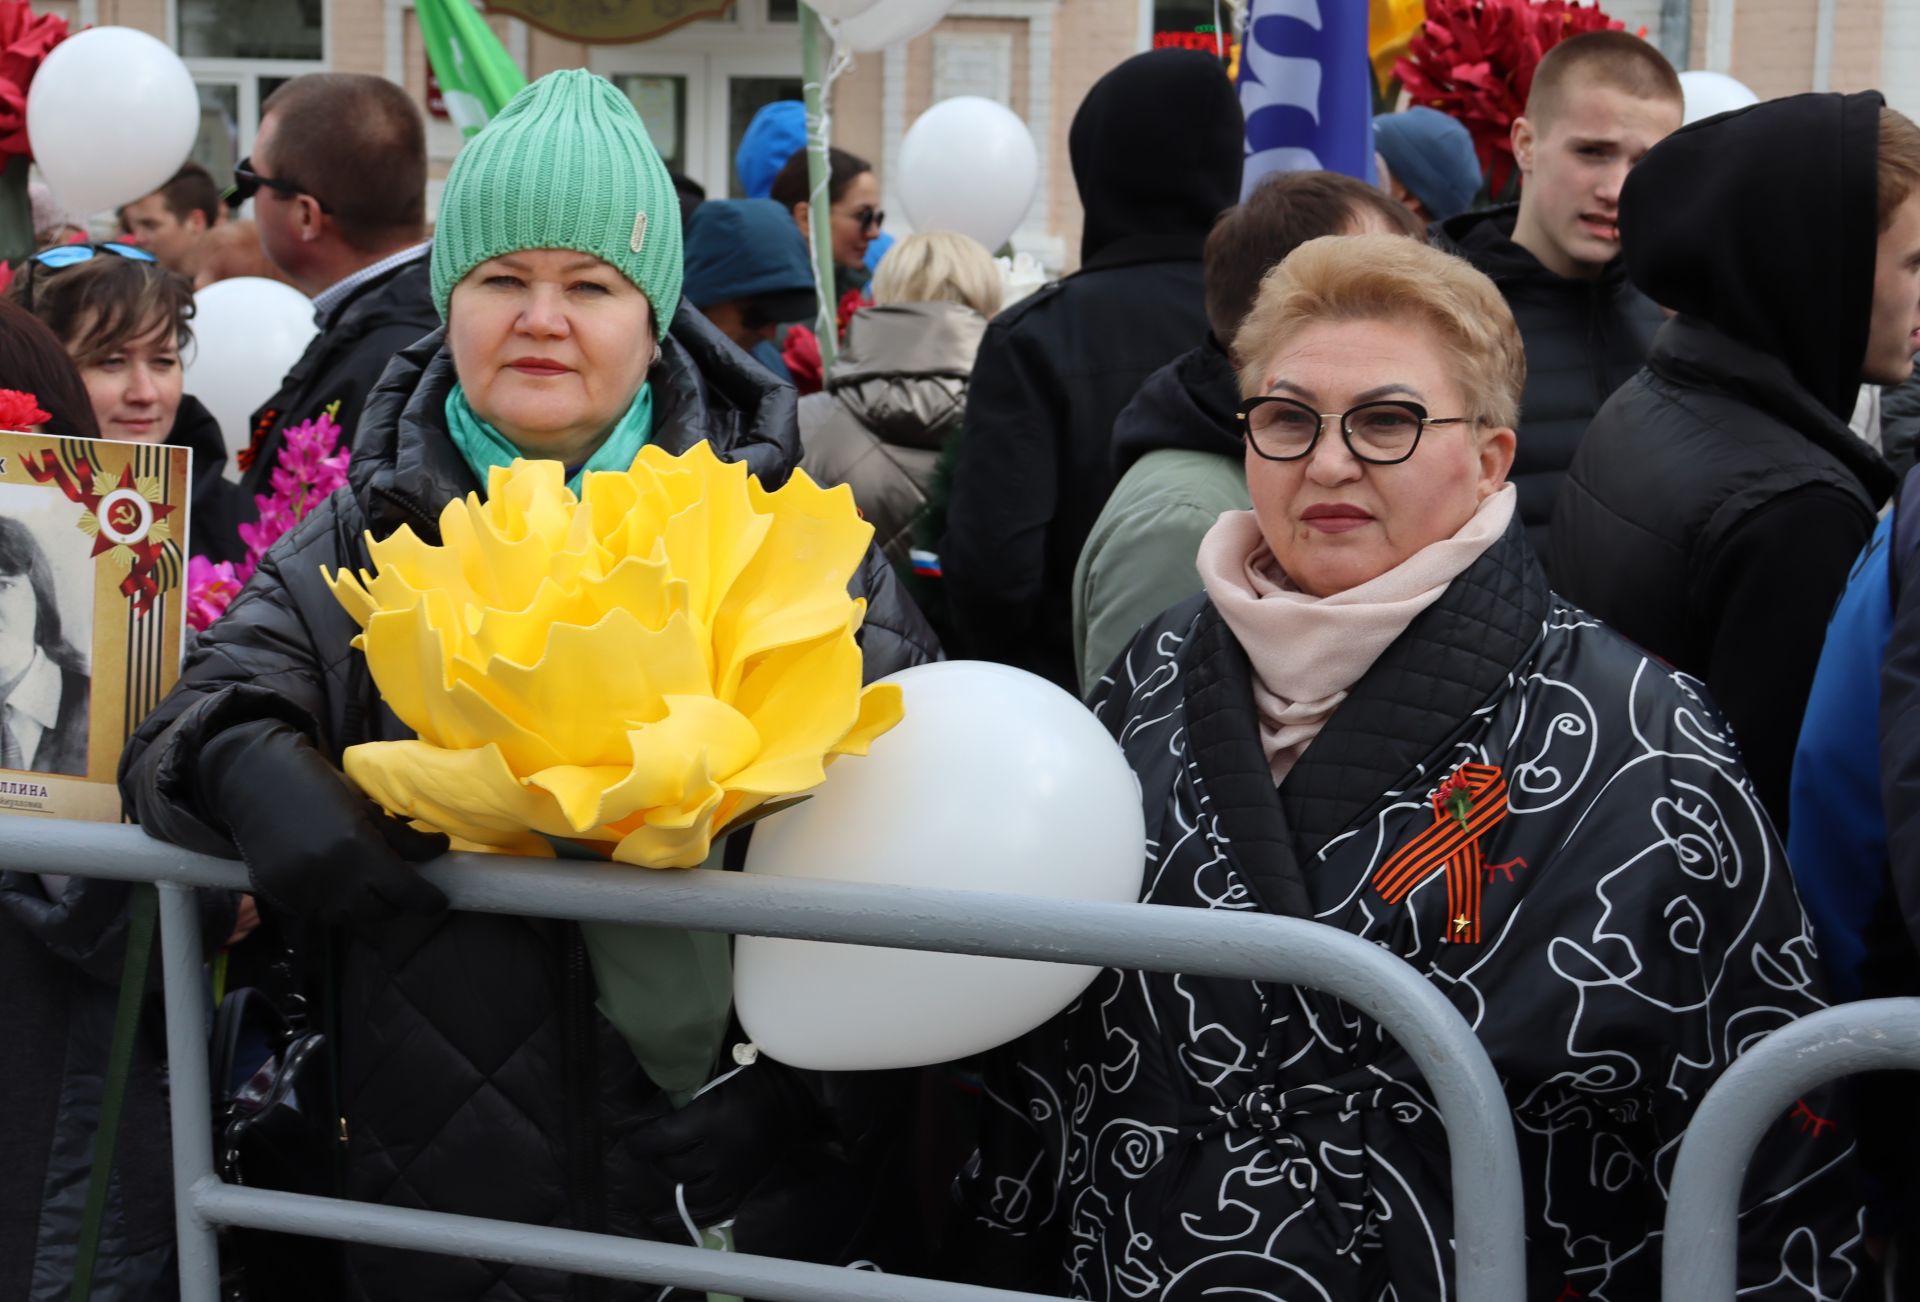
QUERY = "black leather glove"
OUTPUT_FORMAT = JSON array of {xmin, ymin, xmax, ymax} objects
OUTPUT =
[
  {"xmin": 198, "ymin": 718, "xmax": 448, "ymax": 931},
  {"xmin": 627, "ymin": 1057, "xmax": 824, "ymax": 1229}
]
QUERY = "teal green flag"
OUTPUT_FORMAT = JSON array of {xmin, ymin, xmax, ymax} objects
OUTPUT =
[{"xmin": 417, "ymin": 0, "xmax": 527, "ymax": 138}]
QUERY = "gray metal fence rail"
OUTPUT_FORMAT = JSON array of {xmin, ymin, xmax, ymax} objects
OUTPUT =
[
  {"xmin": 7, "ymin": 817, "xmax": 1528, "ymax": 1301},
  {"xmin": 1663, "ymin": 997, "xmax": 1920, "ymax": 1297}
]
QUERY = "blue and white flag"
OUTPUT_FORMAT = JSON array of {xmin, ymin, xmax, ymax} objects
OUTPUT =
[{"xmin": 1237, "ymin": 0, "xmax": 1377, "ymax": 198}]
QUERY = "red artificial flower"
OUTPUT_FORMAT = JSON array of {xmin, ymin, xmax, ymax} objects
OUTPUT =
[
  {"xmin": 781, "ymin": 323, "xmax": 823, "ymax": 395},
  {"xmin": 836, "ymin": 286, "xmax": 865, "ymax": 340},
  {"xmin": 0, "ymin": 385, "xmax": 50, "ymax": 430},
  {"xmin": 1394, "ymin": 0, "xmax": 1627, "ymax": 198},
  {"xmin": 1436, "ymin": 768, "xmax": 1476, "ymax": 831},
  {"xmin": 0, "ymin": 1, "xmax": 67, "ymax": 160}
]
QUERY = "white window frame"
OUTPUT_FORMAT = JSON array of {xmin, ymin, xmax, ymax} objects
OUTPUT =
[
  {"xmin": 168, "ymin": 0, "xmax": 331, "ymax": 166},
  {"xmin": 598, "ymin": 54, "xmax": 712, "ymax": 183},
  {"xmin": 589, "ymin": 0, "xmax": 806, "ymax": 198}
]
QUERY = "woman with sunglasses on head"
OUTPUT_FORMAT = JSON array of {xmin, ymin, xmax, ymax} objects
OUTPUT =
[
  {"xmin": 9, "ymin": 241, "xmax": 246, "ymax": 562},
  {"xmin": 955, "ymin": 234, "xmax": 1865, "ymax": 1300}
]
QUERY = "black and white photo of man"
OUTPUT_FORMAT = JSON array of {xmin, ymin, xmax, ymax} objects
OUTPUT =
[{"xmin": 0, "ymin": 516, "xmax": 88, "ymax": 776}]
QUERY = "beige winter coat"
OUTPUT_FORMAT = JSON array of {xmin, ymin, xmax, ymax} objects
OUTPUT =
[{"xmin": 798, "ymin": 301, "xmax": 988, "ymax": 565}]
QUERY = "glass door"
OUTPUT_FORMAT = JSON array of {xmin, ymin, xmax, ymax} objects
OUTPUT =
[{"xmin": 708, "ymin": 52, "xmax": 805, "ymax": 198}]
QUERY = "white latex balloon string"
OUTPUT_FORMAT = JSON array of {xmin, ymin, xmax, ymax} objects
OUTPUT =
[{"xmin": 801, "ymin": 46, "xmax": 853, "ymax": 203}]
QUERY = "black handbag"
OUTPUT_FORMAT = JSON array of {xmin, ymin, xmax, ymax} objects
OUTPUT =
[
  {"xmin": 211, "ymin": 986, "xmax": 332, "ymax": 1192},
  {"xmin": 209, "ymin": 953, "xmax": 344, "ymax": 1300}
]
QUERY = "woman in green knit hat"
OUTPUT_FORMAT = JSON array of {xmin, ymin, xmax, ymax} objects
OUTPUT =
[{"xmin": 121, "ymin": 69, "xmax": 937, "ymax": 1300}]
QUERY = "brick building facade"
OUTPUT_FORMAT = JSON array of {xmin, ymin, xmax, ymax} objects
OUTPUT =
[{"xmin": 30, "ymin": 0, "xmax": 1920, "ymax": 272}]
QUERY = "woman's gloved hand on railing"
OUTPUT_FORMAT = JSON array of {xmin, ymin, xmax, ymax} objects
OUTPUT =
[{"xmin": 197, "ymin": 718, "xmax": 449, "ymax": 931}]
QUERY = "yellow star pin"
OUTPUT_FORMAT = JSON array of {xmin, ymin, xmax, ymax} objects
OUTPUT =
[{"xmin": 1453, "ymin": 915, "xmax": 1471, "ymax": 934}]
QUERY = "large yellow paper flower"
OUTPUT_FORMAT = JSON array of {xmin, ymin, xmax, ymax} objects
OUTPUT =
[{"xmin": 326, "ymin": 441, "xmax": 904, "ymax": 868}]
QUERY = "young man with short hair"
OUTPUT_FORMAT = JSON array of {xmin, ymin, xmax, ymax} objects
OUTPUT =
[
  {"xmin": 236, "ymin": 73, "xmax": 437, "ymax": 520},
  {"xmin": 1441, "ymin": 30, "xmax": 1683, "ymax": 572},
  {"xmin": 118, "ymin": 162, "xmax": 223, "ymax": 277}
]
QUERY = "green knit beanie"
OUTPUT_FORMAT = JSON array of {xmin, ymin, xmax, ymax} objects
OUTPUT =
[{"xmin": 430, "ymin": 69, "xmax": 683, "ymax": 329}]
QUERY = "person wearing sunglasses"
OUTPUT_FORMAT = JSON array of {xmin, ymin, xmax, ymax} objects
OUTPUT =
[
  {"xmin": 230, "ymin": 73, "xmax": 438, "ymax": 532},
  {"xmin": 955, "ymin": 232, "xmax": 1863, "ymax": 1300},
  {"xmin": 770, "ymin": 144, "xmax": 883, "ymax": 302},
  {"xmin": 8, "ymin": 241, "xmax": 247, "ymax": 562}
]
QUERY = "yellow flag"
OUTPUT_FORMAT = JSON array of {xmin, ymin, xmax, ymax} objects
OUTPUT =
[{"xmin": 1372, "ymin": 0, "xmax": 1426, "ymax": 95}]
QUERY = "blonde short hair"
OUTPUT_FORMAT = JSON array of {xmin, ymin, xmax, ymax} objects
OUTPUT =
[
  {"xmin": 871, "ymin": 231, "xmax": 1004, "ymax": 318},
  {"xmin": 1232, "ymin": 233, "xmax": 1527, "ymax": 431}
]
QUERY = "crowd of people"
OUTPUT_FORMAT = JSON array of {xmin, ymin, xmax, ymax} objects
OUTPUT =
[{"xmin": 3, "ymin": 27, "xmax": 1920, "ymax": 1302}]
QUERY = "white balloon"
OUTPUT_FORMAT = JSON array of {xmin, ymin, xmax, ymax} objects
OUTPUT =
[
  {"xmin": 185, "ymin": 278, "xmax": 318, "ymax": 482},
  {"xmin": 805, "ymin": 0, "xmax": 881, "ymax": 18},
  {"xmin": 736, "ymin": 661, "xmax": 1146, "ymax": 1071},
  {"xmin": 27, "ymin": 28, "xmax": 200, "ymax": 216},
  {"xmin": 897, "ymin": 97, "xmax": 1038, "ymax": 253},
  {"xmin": 1679, "ymin": 70, "xmax": 1760, "ymax": 126},
  {"xmin": 831, "ymin": 0, "xmax": 955, "ymax": 53}
]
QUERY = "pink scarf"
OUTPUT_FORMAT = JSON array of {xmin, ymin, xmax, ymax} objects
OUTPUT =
[{"xmin": 1195, "ymin": 487, "xmax": 1516, "ymax": 783}]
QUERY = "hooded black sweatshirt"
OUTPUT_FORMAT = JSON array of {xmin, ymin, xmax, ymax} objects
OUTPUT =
[
  {"xmin": 941, "ymin": 50, "xmax": 1242, "ymax": 688},
  {"xmin": 1439, "ymin": 204, "xmax": 1663, "ymax": 575},
  {"xmin": 1110, "ymin": 334, "xmax": 1241, "ymax": 478},
  {"xmin": 1553, "ymin": 91, "xmax": 1898, "ymax": 831}
]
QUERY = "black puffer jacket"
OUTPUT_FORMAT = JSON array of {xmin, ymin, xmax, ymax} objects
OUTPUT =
[
  {"xmin": 1554, "ymin": 92, "xmax": 1897, "ymax": 832},
  {"xmin": 234, "ymin": 251, "xmax": 437, "ymax": 528},
  {"xmin": 940, "ymin": 49, "xmax": 1242, "ymax": 688},
  {"xmin": 0, "ymin": 874, "xmax": 236, "ymax": 1302},
  {"xmin": 120, "ymin": 303, "xmax": 938, "ymax": 1300},
  {"xmin": 1439, "ymin": 205, "xmax": 1662, "ymax": 575}
]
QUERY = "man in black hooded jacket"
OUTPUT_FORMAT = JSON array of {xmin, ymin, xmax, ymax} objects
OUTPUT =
[
  {"xmin": 1555, "ymin": 92, "xmax": 1916, "ymax": 834},
  {"xmin": 1439, "ymin": 32, "xmax": 1682, "ymax": 574},
  {"xmin": 940, "ymin": 50, "xmax": 1242, "ymax": 689}
]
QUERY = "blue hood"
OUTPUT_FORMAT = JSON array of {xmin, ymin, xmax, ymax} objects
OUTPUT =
[
  {"xmin": 735, "ymin": 101, "xmax": 806, "ymax": 200},
  {"xmin": 682, "ymin": 198, "xmax": 816, "ymax": 309}
]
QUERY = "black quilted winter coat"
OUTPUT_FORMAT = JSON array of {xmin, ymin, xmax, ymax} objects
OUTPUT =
[
  {"xmin": 119, "ymin": 304, "xmax": 940, "ymax": 1300},
  {"xmin": 955, "ymin": 518, "xmax": 1863, "ymax": 1300}
]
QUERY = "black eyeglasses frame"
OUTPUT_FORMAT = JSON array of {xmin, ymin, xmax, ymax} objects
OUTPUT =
[{"xmin": 1236, "ymin": 396, "xmax": 1474, "ymax": 466}]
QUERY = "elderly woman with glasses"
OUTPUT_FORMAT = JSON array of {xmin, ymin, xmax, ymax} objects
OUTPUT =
[{"xmin": 955, "ymin": 234, "xmax": 1861, "ymax": 1300}]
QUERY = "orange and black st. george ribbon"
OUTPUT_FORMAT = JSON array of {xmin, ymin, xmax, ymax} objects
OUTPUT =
[{"xmin": 1372, "ymin": 763, "xmax": 1512, "ymax": 944}]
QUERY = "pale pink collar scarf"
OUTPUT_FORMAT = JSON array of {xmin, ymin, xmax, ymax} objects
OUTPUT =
[{"xmin": 1195, "ymin": 486, "xmax": 1517, "ymax": 783}]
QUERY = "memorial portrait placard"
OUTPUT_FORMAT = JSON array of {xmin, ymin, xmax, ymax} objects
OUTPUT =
[{"xmin": 0, "ymin": 431, "xmax": 187, "ymax": 821}]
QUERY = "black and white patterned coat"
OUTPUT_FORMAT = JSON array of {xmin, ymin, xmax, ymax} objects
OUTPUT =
[{"xmin": 957, "ymin": 520, "xmax": 1863, "ymax": 1300}]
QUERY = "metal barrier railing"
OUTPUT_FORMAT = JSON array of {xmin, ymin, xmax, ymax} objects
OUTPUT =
[
  {"xmin": 1663, "ymin": 997, "xmax": 1920, "ymax": 1296},
  {"xmin": 6, "ymin": 817, "xmax": 1528, "ymax": 1301}
]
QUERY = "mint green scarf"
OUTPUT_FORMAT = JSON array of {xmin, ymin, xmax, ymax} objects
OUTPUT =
[{"xmin": 445, "ymin": 380, "xmax": 654, "ymax": 495}]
